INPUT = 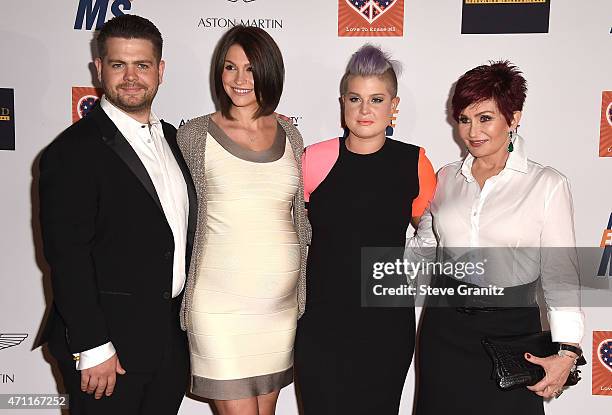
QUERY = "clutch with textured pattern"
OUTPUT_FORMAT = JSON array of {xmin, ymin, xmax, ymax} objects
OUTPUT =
[{"xmin": 482, "ymin": 331, "xmax": 586, "ymax": 391}]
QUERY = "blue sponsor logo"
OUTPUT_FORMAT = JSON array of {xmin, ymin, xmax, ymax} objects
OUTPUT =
[
  {"xmin": 74, "ymin": 0, "xmax": 132, "ymax": 31},
  {"xmin": 598, "ymin": 213, "xmax": 612, "ymax": 277}
]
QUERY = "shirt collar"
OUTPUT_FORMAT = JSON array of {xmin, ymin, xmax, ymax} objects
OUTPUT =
[
  {"xmin": 100, "ymin": 96, "xmax": 162, "ymax": 141},
  {"xmin": 458, "ymin": 134, "xmax": 529, "ymax": 182}
]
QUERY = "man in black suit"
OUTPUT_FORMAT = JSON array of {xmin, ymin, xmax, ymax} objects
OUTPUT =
[{"xmin": 39, "ymin": 15, "xmax": 195, "ymax": 414}]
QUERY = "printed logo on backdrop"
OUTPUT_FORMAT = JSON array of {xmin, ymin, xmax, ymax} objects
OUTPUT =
[
  {"xmin": 338, "ymin": 0, "xmax": 405, "ymax": 37},
  {"xmin": 461, "ymin": 0, "xmax": 550, "ymax": 34},
  {"xmin": 598, "ymin": 213, "xmax": 612, "ymax": 277},
  {"xmin": 1, "ymin": 373, "xmax": 15, "ymax": 384},
  {"xmin": 0, "ymin": 334, "xmax": 28, "ymax": 385},
  {"xmin": 0, "ymin": 334, "xmax": 28, "ymax": 351},
  {"xmin": 199, "ymin": 0, "xmax": 282, "ymax": 30},
  {"xmin": 74, "ymin": 0, "xmax": 132, "ymax": 30},
  {"xmin": 276, "ymin": 114, "xmax": 303, "ymax": 128},
  {"xmin": 599, "ymin": 91, "xmax": 612, "ymax": 157},
  {"xmin": 178, "ymin": 118, "xmax": 192, "ymax": 128},
  {"xmin": 0, "ymin": 88, "xmax": 16, "ymax": 151},
  {"xmin": 288, "ymin": 115, "xmax": 302, "ymax": 128},
  {"xmin": 72, "ymin": 87, "xmax": 104, "ymax": 123},
  {"xmin": 593, "ymin": 331, "xmax": 612, "ymax": 396}
]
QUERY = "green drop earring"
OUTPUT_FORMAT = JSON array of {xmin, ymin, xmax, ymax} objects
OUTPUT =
[{"xmin": 507, "ymin": 130, "xmax": 514, "ymax": 153}]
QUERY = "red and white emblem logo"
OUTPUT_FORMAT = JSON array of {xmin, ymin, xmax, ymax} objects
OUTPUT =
[
  {"xmin": 346, "ymin": 0, "xmax": 398, "ymax": 24},
  {"xmin": 598, "ymin": 338, "xmax": 612, "ymax": 372}
]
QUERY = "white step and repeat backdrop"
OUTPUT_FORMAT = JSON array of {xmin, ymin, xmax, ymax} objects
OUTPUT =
[{"xmin": 1, "ymin": 1, "xmax": 611, "ymax": 414}]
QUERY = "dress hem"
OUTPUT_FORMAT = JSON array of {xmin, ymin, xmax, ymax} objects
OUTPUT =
[{"xmin": 190, "ymin": 367, "xmax": 293, "ymax": 400}]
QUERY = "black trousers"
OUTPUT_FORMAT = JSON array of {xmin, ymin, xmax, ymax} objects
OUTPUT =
[{"xmin": 54, "ymin": 300, "xmax": 189, "ymax": 415}]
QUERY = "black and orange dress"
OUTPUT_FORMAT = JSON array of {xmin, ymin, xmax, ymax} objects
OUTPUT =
[{"xmin": 295, "ymin": 136, "xmax": 436, "ymax": 415}]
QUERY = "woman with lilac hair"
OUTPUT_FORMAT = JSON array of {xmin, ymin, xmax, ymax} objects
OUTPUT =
[{"xmin": 294, "ymin": 45, "xmax": 436, "ymax": 414}]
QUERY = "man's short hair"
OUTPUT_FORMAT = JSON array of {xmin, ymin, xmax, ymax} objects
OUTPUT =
[
  {"xmin": 96, "ymin": 15, "xmax": 163, "ymax": 61},
  {"xmin": 212, "ymin": 25, "xmax": 284, "ymax": 120}
]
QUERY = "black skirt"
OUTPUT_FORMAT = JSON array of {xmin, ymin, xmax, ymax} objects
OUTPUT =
[{"xmin": 415, "ymin": 304, "xmax": 545, "ymax": 415}]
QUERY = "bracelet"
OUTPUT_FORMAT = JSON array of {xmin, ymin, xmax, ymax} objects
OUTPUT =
[
  {"xmin": 558, "ymin": 349, "xmax": 578, "ymax": 363},
  {"xmin": 559, "ymin": 343, "xmax": 582, "ymax": 357}
]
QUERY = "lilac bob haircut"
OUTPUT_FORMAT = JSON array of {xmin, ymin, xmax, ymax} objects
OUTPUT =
[{"xmin": 339, "ymin": 44, "xmax": 402, "ymax": 97}]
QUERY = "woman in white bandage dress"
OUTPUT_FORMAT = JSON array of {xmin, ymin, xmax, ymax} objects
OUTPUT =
[{"xmin": 176, "ymin": 25, "xmax": 308, "ymax": 415}]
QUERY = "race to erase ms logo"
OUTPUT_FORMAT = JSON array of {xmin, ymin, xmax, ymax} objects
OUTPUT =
[
  {"xmin": 72, "ymin": 87, "xmax": 103, "ymax": 123},
  {"xmin": 599, "ymin": 91, "xmax": 612, "ymax": 157},
  {"xmin": 74, "ymin": 0, "xmax": 132, "ymax": 30},
  {"xmin": 593, "ymin": 331, "xmax": 612, "ymax": 396},
  {"xmin": 338, "ymin": 0, "xmax": 405, "ymax": 37},
  {"xmin": 598, "ymin": 213, "xmax": 612, "ymax": 277}
]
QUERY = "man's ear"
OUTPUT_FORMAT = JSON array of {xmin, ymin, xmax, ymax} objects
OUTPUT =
[
  {"xmin": 94, "ymin": 58, "xmax": 103, "ymax": 83},
  {"xmin": 158, "ymin": 59, "xmax": 165, "ymax": 85}
]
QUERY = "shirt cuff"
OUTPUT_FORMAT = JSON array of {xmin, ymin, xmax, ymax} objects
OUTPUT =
[
  {"xmin": 548, "ymin": 308, "xmax": 584, "ymax": 344},
  {"xmin": 73, "ymin": 342, "xmax": 116, "ymax": 370}
]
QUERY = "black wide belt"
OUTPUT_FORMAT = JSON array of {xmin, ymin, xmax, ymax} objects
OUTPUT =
[{"xmin": 426, "ymin": 273, "xmax": 539, "ymax": 309}]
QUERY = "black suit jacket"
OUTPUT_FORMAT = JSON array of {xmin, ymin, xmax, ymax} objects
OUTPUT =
[{"xmin": 39, "ymin": 104, "xmax": 196, "ymax": 372}]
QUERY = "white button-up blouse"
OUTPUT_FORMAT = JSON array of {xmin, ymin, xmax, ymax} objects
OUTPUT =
[{"xmin": 407, "ymin": 135, "xmax": 584, "ymax": 343}]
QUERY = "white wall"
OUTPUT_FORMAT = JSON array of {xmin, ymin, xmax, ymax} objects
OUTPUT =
[{"xmin": 0, "ymin": 1, "xmax": 610, "ymax": 413}]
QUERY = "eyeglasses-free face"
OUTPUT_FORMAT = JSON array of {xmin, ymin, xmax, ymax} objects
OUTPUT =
[{"xmin": 343, "ymin": 75, "xmax": 399, "ymax": 143}]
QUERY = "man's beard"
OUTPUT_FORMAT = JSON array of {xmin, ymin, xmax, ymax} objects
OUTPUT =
[{"xmin": 104, "ymin": 81, "xmax": 157, "ymax": 115}]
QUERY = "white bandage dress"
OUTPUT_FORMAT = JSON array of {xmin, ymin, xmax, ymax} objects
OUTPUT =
[{"xmin": 188, "ymin": 120, "xmax": 300, "ymax": 400}]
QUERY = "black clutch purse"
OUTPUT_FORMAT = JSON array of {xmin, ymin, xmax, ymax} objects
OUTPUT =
[{"xmin": 481, "ymin": 331, "xmax": 587, "ymax": 391}]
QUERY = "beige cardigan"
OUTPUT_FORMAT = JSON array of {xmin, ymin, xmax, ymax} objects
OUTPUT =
[{"xmin": 176, "ymin": 114, "xmax": 309, "ymax": 330}]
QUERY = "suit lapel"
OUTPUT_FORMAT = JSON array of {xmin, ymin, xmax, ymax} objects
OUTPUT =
[
  {"xmin": 162, "ymin": 121, "xmax": 197, "ymax": 271},
  {"xmin": 90, "ymin": 105, "xmax": 164, "ymax": 213}
]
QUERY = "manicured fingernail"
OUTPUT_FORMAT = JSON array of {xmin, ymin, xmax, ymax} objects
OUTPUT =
[{"xmin": 525, "ymin": 353, "xmax": 531, "ymax": 358}]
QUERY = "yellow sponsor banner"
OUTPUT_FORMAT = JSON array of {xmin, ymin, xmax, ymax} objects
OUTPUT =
[
  {"xmin": 0, "ymin": 116, "xmax": 10, "ymax": 121},
  {"xmin": 465, "ymin": 0, "xmax": 546, "ymax": 4}
]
